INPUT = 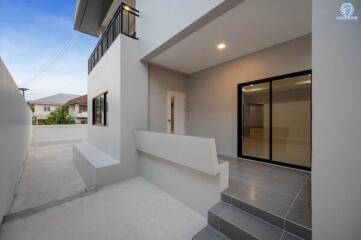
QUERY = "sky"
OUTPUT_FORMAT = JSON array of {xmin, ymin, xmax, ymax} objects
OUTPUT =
[{"xmin": 0, "ymin": 0, "xmax": 97, "ymax": 100}]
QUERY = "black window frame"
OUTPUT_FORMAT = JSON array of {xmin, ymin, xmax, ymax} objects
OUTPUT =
[
  {"xmin": 237, "ymin": 70, "xmax": 312, "ymax": 171},
  {"xmin": 92, "ymin": 92, "xmax": 108, "ymax": 126}
]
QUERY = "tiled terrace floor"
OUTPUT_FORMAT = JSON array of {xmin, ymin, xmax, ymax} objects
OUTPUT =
[{"xmin": 220, "ymin": 157, "xmax": 311, "ymax": 237}]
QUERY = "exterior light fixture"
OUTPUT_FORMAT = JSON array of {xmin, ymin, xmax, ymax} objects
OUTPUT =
[
  {"xmin": 124, "ymin": 5, "xmax": 130, "ymax": 11},
  {"xmin": 217, "ymin": 43, "xmax": 226, "ymax": 50}
]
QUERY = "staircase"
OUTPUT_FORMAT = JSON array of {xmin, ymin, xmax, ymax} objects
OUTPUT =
[{"xmin": 193, "ymin": 159, "xmax": 311, "ymax": 240}]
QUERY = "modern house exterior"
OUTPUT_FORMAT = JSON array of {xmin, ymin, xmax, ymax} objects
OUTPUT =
[
  {"xmin": 70, "ymin": 0, "xmax": 361, "ymax": 239},
  {"xmin": 29, "ymin": 93, "xmax": 80, "ymax": 124},
  {"xmin": 67, "ymin": 95, "xmax": 88, "ymax": 124},
  {"xmin": 0, "ymin": 0, "xmax": 360, "ymax": 239}
]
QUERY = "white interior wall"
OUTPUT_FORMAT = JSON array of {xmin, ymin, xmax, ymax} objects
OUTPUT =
[
  {"xmin": 0, "ymin": 57, "xmax": 32, "ymax": 222},
  {"xmin": 186, "ymin": 35, "xmax": 311, "ymax": 157},
  {"xmin": 312, "ymin": 0, "xmax": 361, "ymax": 239},
  {"xmin": 148, "ymin": 65, "xmax": 188, "ymax": 133}
]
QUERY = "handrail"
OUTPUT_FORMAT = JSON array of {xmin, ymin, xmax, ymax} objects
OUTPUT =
[{"xmin": 88, "ymin": 2, "xmax": 139, "ymax": 73}]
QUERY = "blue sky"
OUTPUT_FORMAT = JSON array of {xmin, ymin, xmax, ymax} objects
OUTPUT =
[{"xmin": 0, "ymin": 0, "xmax": 97, "ymax": 100}]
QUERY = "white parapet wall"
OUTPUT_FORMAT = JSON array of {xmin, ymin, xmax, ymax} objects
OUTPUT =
[
  {"xmin": 0, "ymin": 57, "xmax": 32, "ymax": 222},
  {"xmin": 135, "ymin": 130, "xmax": 229, "ymax": 217},
  {"xmin": 32, "ymin": 124, "xmax": 88, "ymax": 145}
]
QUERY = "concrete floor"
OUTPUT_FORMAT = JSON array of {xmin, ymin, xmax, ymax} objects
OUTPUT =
[
  {"xmin": 10, "ymin": 142, "xmax": 86, "ymax": 213},
  {"xmin": 0, "ymin": 177, "xmax": 206, "ymax": 240}
]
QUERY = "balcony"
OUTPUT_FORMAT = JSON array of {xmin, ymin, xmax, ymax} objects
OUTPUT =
[{"xmin": 88, "ymin": 2, "xmax": 139, "ymax": 73}]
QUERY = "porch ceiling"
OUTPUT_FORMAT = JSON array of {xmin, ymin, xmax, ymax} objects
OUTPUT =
[{"xmin": 148, "ymin": 0, "xmax": 311, "ymax": 74}]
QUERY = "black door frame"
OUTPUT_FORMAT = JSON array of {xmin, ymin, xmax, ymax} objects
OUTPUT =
[{"xmin": 237, "ymin": 70, "xmax": 312, "ymax": 171}]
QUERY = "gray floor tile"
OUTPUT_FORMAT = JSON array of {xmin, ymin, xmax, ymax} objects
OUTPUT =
[
  {"xmin": 212, "ymin": 232, "xmax": 232, "ymax": 240},
  {"xmin": 265, "ymin": 166, "xmax": 309, "ymax": 183},
  {"xmin": 286, "ymin": 183, "xmax": 312, "ymax": 229},
  {"xmin": 285, "ymin": 220, "xmax": 312, "ymax": 240},
  {"xmin": 237, "ymin": 182, "xmax": 295, "ymax": 207},
  {"xmin": 209, "ymin": 212, "xmax": 220, "ymax": 230},
  {"xmin": 229, "ymin": 168, "xmax": 261, "ymax": 183},
  {"xmin": 281, "ymin": 232, "xmax": 304, "ymax": 240},
  {"xmin": 221, "ymin": 193, "xmax": 232, "ymax": 204},
  {"xmin": 220, "ymin": 218, "xmax": 257, "ymax": 240},
  {"xmin": 220, "ymin": 206, "xmax": 283, "ymax": 240},
  {"xmin": 232, "ymin": 159, "xmax": 271, "ymax": 173},
  {"xmin": 209, "ymin": 202, "xmax": 230, "ymax": 230},
  {"xmin": 209, "ymin": 202, "xmax": 230, "ymax": 215},
  {"xmin": 285, "ymin": 204, "xmax": 312, "ymax": 229},
  {"xmin": 231, "ymin": 195, "xmax": 285, "ymax": 228},
  {"xmin": 252, "ymin": 174, "xmax": 303, "ymax": 196},
  {"xmin": 234, "ymin": 187, "xmax": 290, "ymax": 218},
  {"xmin": 220, "ymin": 157, "xmax": 312, "ymax": 240},
  {"xmin": 193, "ymin": 226, "xmax": 218, "ymax": 240},
  {"xmin": 296, "ymin": 179, "xmax": 311, "ymax": 202}
]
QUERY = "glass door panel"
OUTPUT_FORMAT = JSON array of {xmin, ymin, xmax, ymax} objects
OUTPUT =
[
  {"xmin": 241, "ymin": 83, "xmax": 270, "ymax": 159},
  {"xmin": 272, "ymin": 75, "xmax": 311, "ymax": 167}
]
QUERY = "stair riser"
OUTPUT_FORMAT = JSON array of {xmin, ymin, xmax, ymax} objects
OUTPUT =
[
  {"xmin": 208, "ymin": 212, "xmax": 259, "ymax": 240},
  {"xmin": 221, "ymin": 193, "xmax": 311, "ymax": 240},
  {"xmin": 286, "ymin": 220, "xmax": 311, "ymax": 240},
  {"xmin": 222, "ymin": 193, "xmax": 284, "ymax": 229}
]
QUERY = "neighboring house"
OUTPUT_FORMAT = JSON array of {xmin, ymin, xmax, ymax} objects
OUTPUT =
[
  {"xmin": 29, "ymin": 93, "xmax": 80, "ymax": 124},
  {"xmin": 70, "ymin": 1, "xmax": 361, "ymax": 240},
  {"xmin": 67, "ymin": 95, "xmax": 88, "ymax": 124}
]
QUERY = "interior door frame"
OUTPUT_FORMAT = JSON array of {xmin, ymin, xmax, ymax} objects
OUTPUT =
[
  {"xmin": 237, "ymin": 70, "xmax": 312, "ymax": 171},
  {"xmin": 166, "ymin": 90, "xmax": 186, "ymax": 134}
]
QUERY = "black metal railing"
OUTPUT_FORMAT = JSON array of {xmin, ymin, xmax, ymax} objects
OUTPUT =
[{"xmin": 88, "ymin": 2, "xmax": 139, "ymax": 73}]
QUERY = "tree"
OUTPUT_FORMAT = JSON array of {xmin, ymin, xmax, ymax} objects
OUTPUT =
[{"xmin": 44, "ymin": 106, "xmax": 75, "ymax": 125}]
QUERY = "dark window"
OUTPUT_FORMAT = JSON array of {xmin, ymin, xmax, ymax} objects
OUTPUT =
[
  {"xmin": 79, "ymin": 105, "xmax": 87, "ymax": 113},
  {"xmin": 92, "ymin": 92, "xmax": 107, "ymax": 126}
]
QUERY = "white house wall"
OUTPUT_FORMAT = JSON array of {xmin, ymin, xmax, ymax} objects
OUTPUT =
[
  {"xmin": 312, "ymin": 0, "xmax": 361, "ymax": 239},
  {"xmin": 88, "ymin": 35, "xmax": 121, "ymax": 161},
  {"xmin": 33, "ymin": 104, "xmax": 58, "ymax": 119},
  {"xmin": 86, "ymin": 33, "xmax": 149, "ymax": 182},
  {"xmin": 119, "ymin": 35, "xmax": 148, "ymax": 180},
  {"xmin": 186, "ymin": 35, "xmax": 311, "ymax": 157},
  {"xmin": 136, "ymin": 0, "xmax": 224, "ymax": 58},
  {"xmin": 32, "ymin": 125, "xmax": 88, "ymax": 145},
  {"xmin": 0, "ymin": 57, "xmax": 32, "ymax": 222}
]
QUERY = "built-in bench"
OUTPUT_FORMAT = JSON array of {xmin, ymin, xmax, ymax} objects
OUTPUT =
[
  {"xmin": 135, "ymin": 130, "xmax": 229, "ymax": 217},
  {"xmin": 73, "ymin": 143, "xmax": 121, "ymax": 190}
]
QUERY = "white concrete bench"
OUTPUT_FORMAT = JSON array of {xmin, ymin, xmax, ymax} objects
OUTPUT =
[
  {"xmin": 135, "ymin": 130, "xmax": 229, "ymax": 216},
  {"xmin": 73, "ymin": 143, "xmax": 121, "ymax": 190}
]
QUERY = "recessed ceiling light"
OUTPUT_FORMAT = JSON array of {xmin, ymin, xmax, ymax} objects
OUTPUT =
[
  {"xmin": 250, "ymin": 84, "xmax": 254, "ymax": 87},
  {"xmin": 217, "ymin": 43, "xmax": 226, "ymax": 50}
]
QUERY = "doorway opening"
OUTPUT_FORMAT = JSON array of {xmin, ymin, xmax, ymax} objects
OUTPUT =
[
  {"xmin": 238, "ymin": 70, "xmax": 311, "ymax": 170},
  {"xmin": 166, "ymin": 91, "xmax": 185, "ymax": 134}
]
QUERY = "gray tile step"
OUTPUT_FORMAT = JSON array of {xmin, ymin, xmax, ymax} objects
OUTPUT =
[
  {"xmin": 221, "ymin": 192, "xmax": 311, "ymax": 240},
  {"xmin": 193, "ymin": 225, "xmax": 231, "ymax": 240},
  {"xmin": 208, "ymin": 202, "xmax": 284, "ymax": 240}
]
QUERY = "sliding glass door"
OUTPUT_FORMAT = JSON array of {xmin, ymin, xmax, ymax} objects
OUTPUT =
[
  {"xmin": 241, "ymin": 82, "xmax": 270, "ymax": 160},
  {"xmin": 238, "ymin": 70, "xmax": 311, "ymax": 170}
]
